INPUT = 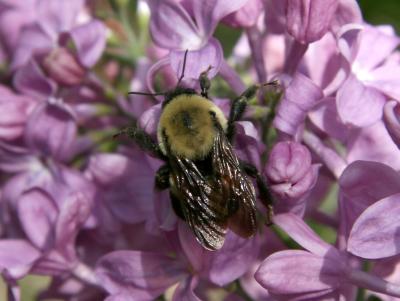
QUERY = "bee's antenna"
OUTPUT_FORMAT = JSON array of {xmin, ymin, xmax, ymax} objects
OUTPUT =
[
  {"xmin": 127, "ymin": 91, "xmax": 165, "ymax": 96},
  {"xmin": 176, "ymin": 49, "xmax": 189, "ymax": 87}
]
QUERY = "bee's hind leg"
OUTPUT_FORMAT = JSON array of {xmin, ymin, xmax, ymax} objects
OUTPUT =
[
  {"xmin": 155, "ymin": 165, "xmax": 186, "ymax": 221},
  {"xmin": 240, "ymin": 161, "xmax": 274, "ymax": 225},
  {"xmin": 113, "ymin": 125, "xmax": 167, "ymax": 161}
]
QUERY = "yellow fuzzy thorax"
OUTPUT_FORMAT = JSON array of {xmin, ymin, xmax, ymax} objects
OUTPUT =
[{"xmin": 157, "ymin": 94, "xmax": 227, "ymax": 160}]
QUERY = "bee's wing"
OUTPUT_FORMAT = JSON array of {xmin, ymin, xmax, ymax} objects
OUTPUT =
[
  {"xmin": 212, "ymin": 127, "xmax": 257, "ymax": 238},
  {"xmin": 169, "ymin": 156, "xmax": 229, "ymax": 250}
]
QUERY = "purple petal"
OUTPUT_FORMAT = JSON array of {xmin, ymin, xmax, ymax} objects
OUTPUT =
[
  {"xmin": 0, "ymin": 86, "xmax": 36, "ymax": 141},
  {"xmin": 96, "ymin": 251, "xmax": 185, "ymax": 299},
  {"xmin": 304, "ymin": 33, "xmax": 348, "ymax": 95},
  {"xmin": 338, "ymin": 160, "xmax": 400, "ymax": 242},
  {"xmin": 285, "ymin": 0, "xmax": 339, "ymax": 43},
  {"xmin": 234, "ymin": 121, "xmax": 265, "ymax": 169},
  {"xmin": 87, "ymin": 152, "xmax": 156, "ymax": 224},
  {"xmin": 348, "ymin": 193, "xmax": 400, "ymax": 259},
  {"xmin": 172, "ymin": 277, "xmax": 201, "ymax": 301},
  {"xmin": 309, "ymin": 97, "xmax": 349, "ymax": 141},
  {"xmin": 203, "ymin": 231, "xmax": 260, "ymax": 286},
  {"xmin": 41, "ymin": 47, "xmax": 86, "ymax": 86},
  {"xmin": 25, "ymin": 100, "xmax": 77, "ymax": 161},
  {"xmin": 69, "ymin": 20, "xmax": 106, "ymax": 67},
  {"xmin": 55, "ymin": 192, "xmax": 92, "ymax": 257},
  {"xmin": 13, "ymin": 59, "xmax": 56, "ymax": 101},
  {"xmin": 383, "ymin": 100, "xmax": 400, "ymax": 147},
  {"xmin": 332, "ymin": 0, "xmax": 362, "ymax": 31},
  {"xmin": 36, "ymin": 0, "xmax": 84, "ymax": 36},
  {"xmin": 255, "ymin": 250, "xmax": 343, "ymax": 294},
  {"xmin": 17, "ymin": 188, "xmax": 57, "ymax": 249},
  {"xmin": 367, "ymin": 55, "xmax": 400, "ymax": 100},
  {"xmin": 169, "ymin": 38, "xmax": 223, "ymax": 80},
  {"xmin": 273, "ymin": 73, "xmax": 323, "ymax": 136},
  {"xmin": 346, "ymin": 120, "xmax": 400, "ymax": 170},
  {"xmin": 353, "ymin": 25, "xmax": 400, "ymax": 72},
  {"xmin": 336, "ymin": 73, "xmax": 385, "ymax": 127},
  {"xmin": 11, "ymin": 23, "xmax": 53, "ymax": 71},
  {"xmin": 192, "ymin": 0, "xmax": 248, "ymax": 37},
  {"xmin": 222, "ymin": 0, "xmax": 263, "ymax": 28},
  {"xmin": 0, "ymin": 240, "xmax": 40, "ymax": 279},
  {"xmin": 273, "ymin": 213, "xmax": 338, "ymax": 257},
  {"xmin": 138, "ymin": 103, "xmax": 162, "ymax": 137},
  {"xmin": 148, "ymin": 0, "xmax": 202, "ymax": 50}
]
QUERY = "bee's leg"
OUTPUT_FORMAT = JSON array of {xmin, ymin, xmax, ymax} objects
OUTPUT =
[
  {"xmin": 226, "ymin": 85, "xmax": 261, "ymax": 142},
  {"xmin": 199, "ymin": 66, "xmax": 212, "ymax": 99},
  {"xmin": 227, "ymin": 81, "xmax": 278, "ymax": 142},
  {"xmin": 170, "ymin": 192, "xmax": 186, "ymax": 221},
  {"xmin": 155, "ymin": 164, "xmax": 170, "ymax": 190},
  {"xmin": 113, "ymin": 125, "xmax": 167, "ymax": 161},
  {"xmin": 240, "ymin": 161, "xmax": 274, "ymax": 225}
]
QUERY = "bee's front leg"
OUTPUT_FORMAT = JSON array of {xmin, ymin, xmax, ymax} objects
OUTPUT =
[
  {"xmin": 113, "ymin": 125, "xmax": 167, "ymax": 161},
  {"xmin": 199, "ymin": 66, "xmax": 212, "ymax": 99},
  {"xmin": 240, "ymin": 161, "xmax": 274, "ymax": 225}
]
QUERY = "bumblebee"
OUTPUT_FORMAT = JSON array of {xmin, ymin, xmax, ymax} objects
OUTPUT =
[{"xmin": 115, "ymin": 55, "xmax": 274, "ymax": 250}]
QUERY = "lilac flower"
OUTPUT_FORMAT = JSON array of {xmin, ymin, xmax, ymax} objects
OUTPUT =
[
  {"xmin": 9, "ymin": 0, "xmax": 106, "ymax": 99},
  {"xmin": 336, "ymin": 24, "xmax": 400, "ymax": 127},
  {"xmin": 147, "ymin": 0, "xmax": 248, "ymax": 83},
  {"xmin": 96, "ymin": 223, "xmax": 260, "ymax": 300},
  {"xmin": 256, "ymin": 213, "xmax": 400, "ymax": 300}
]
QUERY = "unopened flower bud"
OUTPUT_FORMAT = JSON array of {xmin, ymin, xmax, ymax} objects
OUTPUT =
[
  {"xmin": 42, "ymin": 47, "xmax": 86, "ymax": 86},
  {"xmin": 265, "ymin": 141, "xmax": 317, "ymax": 201}
]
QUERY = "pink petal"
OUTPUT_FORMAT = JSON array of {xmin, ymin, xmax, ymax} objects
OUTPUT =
[
  {"xmin": 348, "ymin": 193, "xmax": 400, "ymax": 259},
  {"xmin": 336, "ymin": 73, "xmax": 385, "ymax": 127},
  {"xmin": 169, "ymin": 38, "xmax": 223, "ymax": 80},
  {"xmin": 69, "ymin": 20, "xmax": 106, "ymax": 68},
  {"xmin": 17, "ymin": 188, "xmax": 58, "ymax": 249}
]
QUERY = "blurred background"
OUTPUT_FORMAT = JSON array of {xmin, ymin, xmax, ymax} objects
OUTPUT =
[{"xmin": 0, "ymin": 0, "xmax": 399, "ymax": 300}]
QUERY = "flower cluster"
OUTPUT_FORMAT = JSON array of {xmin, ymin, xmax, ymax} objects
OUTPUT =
[{"xmin": 0, "ymin": 0, "xmax": 400, "ymax": 300}]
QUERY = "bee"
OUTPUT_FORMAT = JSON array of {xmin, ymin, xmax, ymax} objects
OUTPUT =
[{"xmin": 115, "ymin": 52, "xmax": 275, "ymax": 250}]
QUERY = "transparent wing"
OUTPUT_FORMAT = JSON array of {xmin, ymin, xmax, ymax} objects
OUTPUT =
[
  {"xmin": 212, "ymin": 127, "xmax": 257, "ymax": 238},
  {"xmin": 169, "ymin": 156, "xmax": 229, "ymax": 250}
]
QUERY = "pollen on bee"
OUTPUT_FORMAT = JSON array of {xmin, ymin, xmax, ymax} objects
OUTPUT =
[{"xmin": 157, "ymin": 94, "xmax": 227, "ymax": 160}]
